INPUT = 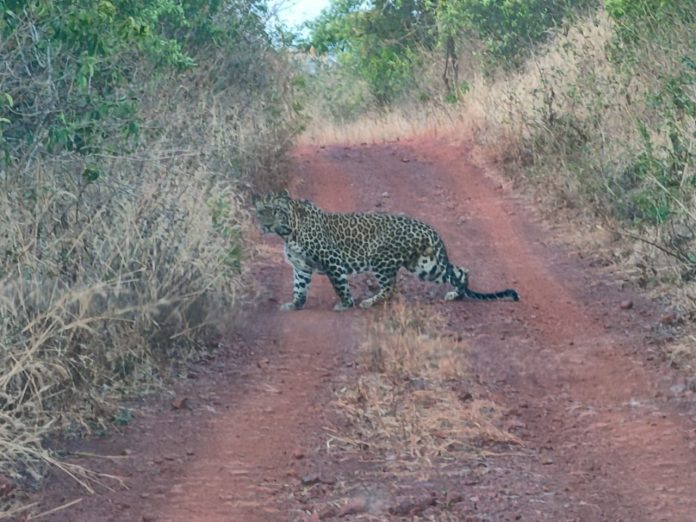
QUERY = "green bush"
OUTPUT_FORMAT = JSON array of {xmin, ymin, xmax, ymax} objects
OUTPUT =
[
  {"xmin": 307, "ymin": 0, "xmax": 429, "ymax": 105},
  {"xmin": 606, "ymin": 1, "xmax": 696, "ymax": 231},
  {"xmin": 0, "ymin": 0, "xmax": 281, "ymax": 161},
  {"xmin": 606, "ymin": 0, "xmax": 696, "ymax": 36},
  {"xmin": 304, "ymin": 0, "xmax": 593, "ymax": 112},
  {"xmin": 452, "ymin": 0, "xmax": 596, "ymax": 66},
  {"xmin": 1, "ymin": 0, "xmax": 182, "ymax": 158}
]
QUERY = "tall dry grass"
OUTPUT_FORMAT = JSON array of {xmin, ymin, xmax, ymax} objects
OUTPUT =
[
  {"xmin": 467, "ymin": 11, "xmax": 636, "ymax": 200},
  {"xmin": 299, "ymin": 104, "xmax": 467, "ymax": 145},
  {"xmin": 467, "ymin": 8, "xmax": 696, "ymax": 318},
  {"xmin": 0, "ymin": 49, "xmax": 298, "ymax": 503}
]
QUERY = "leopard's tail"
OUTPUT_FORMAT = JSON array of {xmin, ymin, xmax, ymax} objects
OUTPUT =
[
  {"xmin": 459, "ymin": 287, "xmax": 519, "ymax": 301},
  {"xmin": 444, "ymin": 262, "xmax": 519, "ymax": 301}
]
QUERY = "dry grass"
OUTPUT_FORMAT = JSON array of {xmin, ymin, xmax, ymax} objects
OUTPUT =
[
  {"xmin": 466, "ymin": 11, "xmax": 631, "ymax": 206},
  {"xmin": 466, "ymin": 9, "xmax": 696, "ymax": 330},
  {"xmin": 469, "ymin": 11, "xmax": 692, "ymax": 213},
  {"xmin": 299, "ymin": 103, "xmax": 473, "ymax": 146},
  {"xmin": 0, "ymin": 46, "xmax": 297, "ymax": 509},
  {"xmin": 328, "ymin": 301, "xmax": 517, "ymax": 467}
]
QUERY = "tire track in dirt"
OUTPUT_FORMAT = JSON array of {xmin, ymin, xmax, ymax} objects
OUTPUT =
[
  {"xmin": 426, "ymin": 140, "xmax": 696, "ymax": 521},
  {"xmin": 296, "ymin": 138, "xmax": 696, "ymax": 521},
  {"xmin": 147, "ymin": 313, "xmax": 357, "ymax": 522},
  {"xmin": 138, "ymin": 155, "xmax": 368, "ymax": 521}
]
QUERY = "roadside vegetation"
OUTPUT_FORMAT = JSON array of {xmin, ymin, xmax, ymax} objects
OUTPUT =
[
  {"xmin": 300, "ymin": 0, "xmax": 696, "ymax": 361},
  {"xmin": 0, "ymin": 0, "xmax": 302, "ymax": 505},
  {"xmin": 476, "ymin": 2, "xmax": 696, "ymax": 301}
]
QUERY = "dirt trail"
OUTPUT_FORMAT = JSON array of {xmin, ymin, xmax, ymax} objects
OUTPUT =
[{"xmin": 36, "ymin": 138, "xmax": 696, "ymax": 521}]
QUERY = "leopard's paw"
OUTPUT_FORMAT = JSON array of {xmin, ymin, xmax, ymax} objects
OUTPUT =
[
  {"xmin": 444, "ymin": 291, "xmax": 460, "ymax": 301},
  {"xmin": 333, "ymin": 301, "xmax": 354, "ymax": 311}
]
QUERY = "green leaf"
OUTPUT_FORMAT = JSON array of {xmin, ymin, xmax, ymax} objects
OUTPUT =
[{"xmin": 82, "ymin": 166, "xmax": 102, "ymax": 183}]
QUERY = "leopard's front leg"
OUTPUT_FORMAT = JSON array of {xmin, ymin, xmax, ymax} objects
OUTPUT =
[
  {"xmin": 325, "ymin": 265, "xmax": 354, "ymax": 311},
  {"xmin": 281, "ymin": 244, "xmax": 314, "ymax": 311},
  {"xmin": 281, "ymin": 265, "xmax": 313, "ymax": 311}
]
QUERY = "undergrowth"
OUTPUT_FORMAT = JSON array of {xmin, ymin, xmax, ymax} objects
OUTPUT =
[
  {"xmin": 471, "ymin": 5, "xmax": 696, "ymax": 321},
  {"xmin": 0, "ymin": 0, "xmax": 301, "ymax": 505},
  {"xmin": 328, "ymin": 302, "xmax": 516, "ymax": 466}
]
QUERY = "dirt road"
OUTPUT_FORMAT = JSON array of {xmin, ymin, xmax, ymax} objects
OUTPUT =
[{"xmin": 37, "ymin": 138, "xmax": 696, "ymax": 521}]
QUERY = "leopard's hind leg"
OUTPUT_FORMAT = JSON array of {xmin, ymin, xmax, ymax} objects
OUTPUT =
[
  {"xmin": 443, "ymin": 264, "xmax": 469, "ymax": 301},
  {"xmin": 407, "ymin": 244, "xmax": 470, "ymax": 300},
  {"xmin": 407, "ymin": 241, "xmax": 518, "ymax": 302},
  {"xmin": 408, "ymin": 245, "xmax": 460, "ymax": 282},
  {"xmin": 360, "ymin": 266, "xmax": 397, "ymax": 308}
]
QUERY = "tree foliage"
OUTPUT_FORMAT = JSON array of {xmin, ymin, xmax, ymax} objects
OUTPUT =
[
  {"xmin": 0, "ymin": 0, "xmax": 274, "ymax": 162},
  {"xmin": 305, "ymin": 0, "xmax": 592, "ymax": 105},
  {"xmin": 308, "ymin": 0, "xmax": 433, "ymax": 104},
  {"xmin": 442, "ymin": 0, "xmax": 593, "ymax": 62}
]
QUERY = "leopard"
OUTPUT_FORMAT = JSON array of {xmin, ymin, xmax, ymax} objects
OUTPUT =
[{"xmin": 253, "ymin": 190, "xmax": 519, "ymax": 311}]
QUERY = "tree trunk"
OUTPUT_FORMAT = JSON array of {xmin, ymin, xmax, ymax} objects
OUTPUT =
[{"xmin": 442, "ymin": 35, "xmax": 459, "ymax": 94}]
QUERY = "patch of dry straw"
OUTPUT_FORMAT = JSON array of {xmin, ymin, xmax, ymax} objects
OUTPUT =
[{"xmin": 328, "ymin": 301, "xmax": 517, "ymax": 467}]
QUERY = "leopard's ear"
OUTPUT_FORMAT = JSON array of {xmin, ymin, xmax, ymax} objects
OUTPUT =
[
  {"xmin": 294, "ymin": 204, "xmax": 308, "ymax": 219},
  {"xmin": 281, "ymin": 189, "xmax": 291, "ymax": 199}
]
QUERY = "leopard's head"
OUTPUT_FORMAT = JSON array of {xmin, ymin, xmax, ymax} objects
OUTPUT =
[{"xmin": 252, "ymin": 190, "xmax": 294, "ymax": 237}]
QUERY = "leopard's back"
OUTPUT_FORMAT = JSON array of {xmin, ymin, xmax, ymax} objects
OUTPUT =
[{"xmin": 320, "ymin": 212, "xmax": 442, "ymax": 273}]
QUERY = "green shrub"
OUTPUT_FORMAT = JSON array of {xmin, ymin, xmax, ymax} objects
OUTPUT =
[
  {"xmin": 452, "ymin": 0, "xmax": 596, "ymax": 66},
  {"xmin": 304, "ymin": 0, "xmax": 594, "ymax": 114}
]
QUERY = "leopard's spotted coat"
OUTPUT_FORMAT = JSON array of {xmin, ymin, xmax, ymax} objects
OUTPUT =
[{"xmin": 254, "ymin": 191, "xmax": 519, "ymax": 311}]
